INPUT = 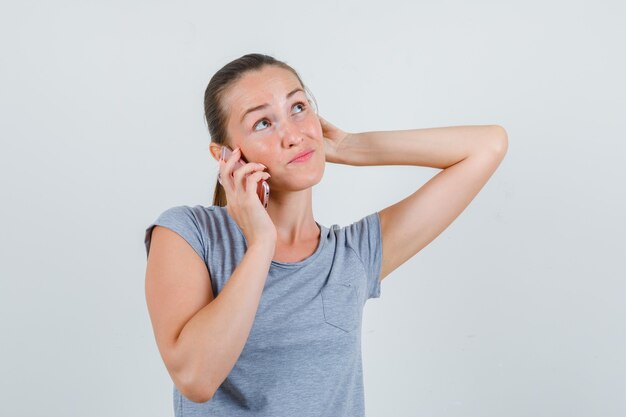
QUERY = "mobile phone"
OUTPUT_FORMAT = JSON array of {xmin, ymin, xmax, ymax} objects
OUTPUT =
[{"xmin": 219, "ymin": 146, "xmax": 270, "ymax": 209}]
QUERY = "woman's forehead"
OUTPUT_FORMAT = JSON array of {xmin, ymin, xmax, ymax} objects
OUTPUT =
[{"xmin": 228, "ymin": 67, "xmax": 301, "ymax": 108}]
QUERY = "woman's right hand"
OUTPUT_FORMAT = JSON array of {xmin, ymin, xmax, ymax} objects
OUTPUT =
[{"xmin": 219, "ymin": 147, "xmax": 277, "ymax": 247}]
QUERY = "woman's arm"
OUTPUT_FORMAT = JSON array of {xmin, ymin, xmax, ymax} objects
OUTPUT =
[
  {"xmin": 332, "ymin": 125, "xmax": 508, "ymax": 168},
  {"xmin": 146, "ymin": 228, "xmax": 276, "ymax": 403},
  {"xmin": 326, "ymin": 123, "xmax": 508, "ymax": 281}
]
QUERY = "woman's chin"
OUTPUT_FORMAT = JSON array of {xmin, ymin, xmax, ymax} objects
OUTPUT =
[{"xmin": 271, "ymin": 172, "xmax": 324, "ymax": 192}]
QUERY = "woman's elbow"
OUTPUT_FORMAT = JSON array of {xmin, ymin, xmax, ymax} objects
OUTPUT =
[
  {"xmin": 179, "ymin": 378, "xmax": 214, "ymax": 403},
  {"xmin": 175, "ymin": 367, "xmax": 215, "ymax": 403},
  {"xmin": 489, "ymin": 125, "xmax": 509, "ymax": 156}
]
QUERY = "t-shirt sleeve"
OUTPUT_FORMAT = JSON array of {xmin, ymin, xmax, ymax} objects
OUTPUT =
[
  {"xmin": 343, "ymin": 211, "xmax": 383, "ymax": 299},
  {"xmin": 144, "ymin": 205, "xmax": 206, "ymax": 263}
]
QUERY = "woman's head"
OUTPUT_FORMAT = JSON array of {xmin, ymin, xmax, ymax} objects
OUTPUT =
[{"xmin": 204, "ymin": 53, "xmax": 324, "ymax": 207}]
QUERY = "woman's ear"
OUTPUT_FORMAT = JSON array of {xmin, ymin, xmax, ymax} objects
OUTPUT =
[{"xmin": 208, "ymin": 142, "xmax": 222, "ymax": 162}]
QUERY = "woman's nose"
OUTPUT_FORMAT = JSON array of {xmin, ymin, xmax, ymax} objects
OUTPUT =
[{"xmin": 279, "ymin": 120, "xmax": 303, "ymax": 146}]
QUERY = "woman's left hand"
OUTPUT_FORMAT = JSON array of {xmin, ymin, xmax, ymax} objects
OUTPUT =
[{"xmin": 318, "ymin": 115, "xmax": 352, "ymax": 163}]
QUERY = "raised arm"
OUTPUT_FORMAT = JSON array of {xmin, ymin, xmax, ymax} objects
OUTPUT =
[{"xmin": 334, "ymin": 124, "xmax": 508, "ymax": 280}]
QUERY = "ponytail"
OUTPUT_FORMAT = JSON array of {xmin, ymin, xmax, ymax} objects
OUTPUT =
[{"xmin": 212, "ymin": 177, "xmax": 227, "ymax": 207}]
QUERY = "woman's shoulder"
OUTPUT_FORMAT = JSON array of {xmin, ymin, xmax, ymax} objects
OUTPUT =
[
  {"xmin": 155, "ymin": 203, "xmax": 222, "ymax": 219},
  {"xmin": 147, "ymin": 204, "xmax": 229, "ymax": 242},
  {"xmin": 145, "ymin": 204, "xmax": 218, "ymax": 262}
]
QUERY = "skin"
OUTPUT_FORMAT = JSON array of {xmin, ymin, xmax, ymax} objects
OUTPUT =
[{"xmin": 208, "ymin": 66, "xmax": 329, "ymax": 259}]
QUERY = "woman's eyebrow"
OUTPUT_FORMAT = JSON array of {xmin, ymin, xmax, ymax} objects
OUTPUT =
[{"xmin": 240, "ymin": 87, "xmax": 304, "ymax": 122}]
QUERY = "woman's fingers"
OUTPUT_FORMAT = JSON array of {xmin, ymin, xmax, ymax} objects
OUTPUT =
[
  {"xmin": 232, "ymin": 162, "xmax": 266, "ymax": 181},
  {"xmin": 245, "ymin": 171, "xmax": 270, "ymax": 196},
  {"xmin": 224, "ymin": 147, "xmax": 242, "ymax": 173},
  {"xmin": 218, "ymin": 147, "xmax": 270, "ymax": 205},
  {"xmin": 233, "ymin": 162, "xmax": 266, "ymax": 191},
  {"xmin": 219, "ymin": 148, "xmax": 243, "ymax": 189}
]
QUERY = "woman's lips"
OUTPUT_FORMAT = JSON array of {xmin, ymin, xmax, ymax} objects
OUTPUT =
[{"xmin": 289, "ymin": 150, "xmax": 314, "ymax": 163}]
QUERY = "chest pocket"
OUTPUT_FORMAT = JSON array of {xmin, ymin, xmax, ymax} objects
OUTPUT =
[{"xmin": 321, "ymin": 282, "xmax": 360, "ymax": 332}]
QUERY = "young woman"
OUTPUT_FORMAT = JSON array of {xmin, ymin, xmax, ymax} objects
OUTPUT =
[{"xmin": 144, "ymin": 53, "xmax": 508, "ymax": 416}]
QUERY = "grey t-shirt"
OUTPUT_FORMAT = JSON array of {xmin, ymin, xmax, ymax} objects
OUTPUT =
[{"xmin": 144, "ymin": 205, "xmax": 383, "ymax": 417}]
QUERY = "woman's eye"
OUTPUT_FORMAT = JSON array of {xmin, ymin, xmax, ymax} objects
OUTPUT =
[
  {"xmin": 253, "ymin": 119, "xmax": 269, "ymax": 131},
  {"xmin": 253, "ymin": 102, "xmax": 306, "ymax": 131},
  {"xmin": 293, "ymin": 102, "xmax": 306, "ymax": 113}
]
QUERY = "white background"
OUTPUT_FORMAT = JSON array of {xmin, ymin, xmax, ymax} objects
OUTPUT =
[{"xmin": 1, "ymin": 1, "xmax": 625, "ymax": 416}]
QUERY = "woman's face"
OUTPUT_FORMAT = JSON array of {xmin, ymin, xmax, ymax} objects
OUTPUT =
[{"xmin": 221, "ymin": 65, "xmax": 325, "ymax": 192}]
